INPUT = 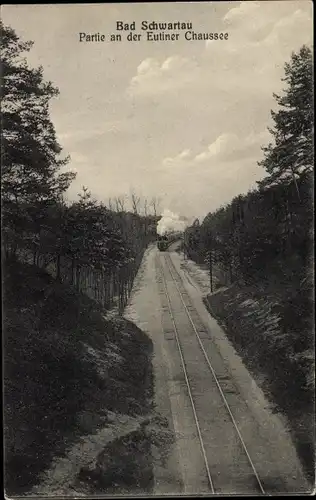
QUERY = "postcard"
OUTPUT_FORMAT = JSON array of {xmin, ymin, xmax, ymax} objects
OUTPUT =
[{"xmin": 1, "ymin": 1, "xmax": 314, "ymax": 497}]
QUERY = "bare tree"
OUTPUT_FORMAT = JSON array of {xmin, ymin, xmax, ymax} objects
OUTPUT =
[
  {"xmin": 108, "ymin": 197, "xmax": 114, "ymax": 211},
  {"xmin": 114, "ymin": 195, "xmax": 127, "ymax": 212},
  {"xmin": 150, "ymin": 196, "xmax": 162, "ymax": 217},
  {"xmin": 131, "ymin": 191, "xmax": 141, "ymax": 215},
  {"xmin": 143, "ymin": 197, "xmax": 148, "ymax": 217}
]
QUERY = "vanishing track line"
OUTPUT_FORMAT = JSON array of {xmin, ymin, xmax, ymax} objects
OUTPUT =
[{"xmin": 158, "ymin": 251, "xmax": 266, "ymax": 495}]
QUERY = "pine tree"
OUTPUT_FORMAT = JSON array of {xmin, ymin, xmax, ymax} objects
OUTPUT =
[
  {"xmin": 1, "ymin": 22, "xmax": 75, "ymax": 255},
  {"xmin": 258, "ymin": 45, "xmax": 313, "ymax": 192}
]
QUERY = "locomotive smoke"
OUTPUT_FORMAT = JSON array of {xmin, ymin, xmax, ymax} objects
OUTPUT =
[{"xmin": 157, "ymin": 209, "xmax": 190, "ymax": 236}]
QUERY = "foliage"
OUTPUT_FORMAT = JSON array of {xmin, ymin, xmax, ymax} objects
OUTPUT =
[
  {"xmin": 258, "ymin": 45, "xmax": 313, "ymax": 190},
  {"xmin": 3, "ymin": 259, "xmax": 153, "ymax": 495},
  {"xmin": 1, "ymin": 20, "xmax": 75, "ymax": 263},
  {"xmin": 185, "ymin": 46, "xmax": 313, "ymax": 287},
  {"xmin": 185, "ymin": 47, "xmax": 314, "ymax": 476},
  {"xmin": 1, "ymin": 23, "xmax": 157, "ymax": 496},
  {"xmin": 1, "ymin": 21, "xmax": 75, "ymax": 207},
  {"xmin": 1, "ymin": 23, "xmax": 157, "ymax": 312}
]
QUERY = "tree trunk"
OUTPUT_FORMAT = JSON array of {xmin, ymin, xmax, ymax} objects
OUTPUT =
[
  {"xmin": 76, "ymin": 265, "xmax": 81, "ymax": 292},
  {"xmin": 290, "ymin": 165, "xmax": 301, "ymax": 202},
  {"xmin": 229, "ymin": 260, "xmax": 233, "ymax": 284},
  {"xmin": 71, "ymin": 259, "xmax": 75, "ymax": 285},
  {"xmin": 56, "ymin": 254, "xmax": 61, "ymax": 280}
]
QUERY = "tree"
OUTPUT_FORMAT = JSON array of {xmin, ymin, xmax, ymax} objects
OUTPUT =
[
  {"xmin": 150, "ymin": 196, "xmax": 161, "ymax": 217},
  {"xmin": 114, "ymin": 195, "xmax": 127, "ymax": 212},
  {"xmin": 1, "ymin": 22, "xmax": 75, "ymax": 255},
  {"xmin": 1, "ymin": 22, "xmax": 158, "ymax": 315},
  {"xmin": 143, "ymin": 197, "xmax": 148, "ymax": 217},
  {"xmin": 258, "ymin": 45, "xmax": 313, "ymax": 194},
  {"xmin": 130, "ymin": 191, "xmax": 140, "ymax": 215}
]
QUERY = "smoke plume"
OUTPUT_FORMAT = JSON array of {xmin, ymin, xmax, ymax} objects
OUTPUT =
[{"xmin": 157, "ymin": 209, "xmax": 190, "ymax": 236}]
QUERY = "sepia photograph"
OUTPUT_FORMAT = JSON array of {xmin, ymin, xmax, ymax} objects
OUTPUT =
[{"xmin": 1, "ymin": 1, "xmax": 314, "ymax": 497}]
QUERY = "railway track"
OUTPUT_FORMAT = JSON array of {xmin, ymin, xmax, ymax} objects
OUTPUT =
[{"xmin": 157, "ymin": 251, "xmax": 266, "ymax": 495}]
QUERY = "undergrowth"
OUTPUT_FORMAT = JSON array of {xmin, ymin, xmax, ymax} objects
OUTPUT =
[
  {"xmin": 205, "ymin": 272, "xmax": 314, "ymax": 483},
  {"xmin": 3, "ymin": 258, "xmax": 153, "ymax": 496}
]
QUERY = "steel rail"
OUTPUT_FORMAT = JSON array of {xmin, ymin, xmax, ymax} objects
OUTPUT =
[
  {"xmin": 164, "ymin": 253, "xmax": 266, "ymax": 495},
  {"xmin": 157, "ymin": 257, "xmax": 215, "ymax": 494}
]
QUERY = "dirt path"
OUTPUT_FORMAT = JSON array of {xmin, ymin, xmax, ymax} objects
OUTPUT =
[
  {"xmin": 125, "ymin": 244, "xmax": 184, "ymax": 494},
  {"xmin": 29, "ymin": 412, "xmax": 144, "ymax": 497}
]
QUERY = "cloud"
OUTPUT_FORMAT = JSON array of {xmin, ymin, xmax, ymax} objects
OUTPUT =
[
  {"xmin": 162, "ymin": 148, "xmax": 192, "ymax": 167},
  {"xmin": 194, "ymin": 130, "xmax": 269, "ymax": 163},
  {"xmin": 203, "ymin": 2, "xmax": 312, "ymax": 101},
  {"xmin": 57, "ymin": 120, "xmax": 123, "ymax": 143},
  {"xmin": 223, "ymin": 0, "xmax": 261, "ymax": 24},
  {"xmin": 127, "ymin": 55, "xmax": 198, "ymax": 96},
  {"xmin": 262, "ymin": 8, "xmax": 312, "ymax": 51},
  {"xmin": 6, "ymin": 2, "xmax": 311, "ymax": 220},
  {"xmin": 195, "ymin": 134, "xmax": 236, "ymax": 162},
  {"xmin": 69, "ymin": 2, "xmax": 312, "ymax": 217},
  {"xmin": 208, "ymin": 1, "xmax": 312, "ymax": 54},
  {"xmin": 153, "ymin": 135, "xmax": 269, "ymax": 218},
  {"xmin": 128, "ymin": 2, "xmax": 312, "ymax": 101},
  {"xmin": 161, "ymin": 130, "xmax": 269, "ymax": 170}
]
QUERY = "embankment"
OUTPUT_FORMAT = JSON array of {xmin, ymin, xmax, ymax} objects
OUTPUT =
[
  {"xmin": 3, "ymin": 258, "xmax": 155, "ymax": 496},
  {"xmin": 204, "ymin": 279, "xmax": 314, "ymax": 484}
]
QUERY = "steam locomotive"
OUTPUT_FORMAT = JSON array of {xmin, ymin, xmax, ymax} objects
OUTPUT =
[
  {"xmin": 157, "ymin": 231, "xmax": 183, "ymax": 251},
  {"xmin": 157, "ymin": 234, "xmax": 169, "ymax": 251}
]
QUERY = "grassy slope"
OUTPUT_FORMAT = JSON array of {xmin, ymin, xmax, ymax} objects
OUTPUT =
[
  {"xmin": 204, "ymin": 275, "xmax": 314, "ymax": 483},
  {"xmin": 3, "ymin": 258, "xmax": 153, "ymax": 496}
]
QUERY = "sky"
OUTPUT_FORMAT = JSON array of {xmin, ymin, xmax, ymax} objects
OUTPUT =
[{"xmin": 1, "ymin": 1, "xmax": 313, "ymax": 218}]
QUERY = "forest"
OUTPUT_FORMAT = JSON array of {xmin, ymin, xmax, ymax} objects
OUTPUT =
[
  {"xmin": 1, "ymin": 23, "xmax": 314, "ymax": 399},
  {"xmin": 1, "ymin": 21, "xmax": 160, "ymax": 494},
  {"xmin": 1, "ymin": 19, "xmax": 314, "ymax": 494},
  {"xmin": 185, "ymin": 45, "xmax": 313, "ymax": 285},
  {"xmin": 184, "ymin": 45, "xmax": 314, "ymax": 476},
  {"xmin": 1, "ymin": 21, "xmax": 160, "ymax": 314}
]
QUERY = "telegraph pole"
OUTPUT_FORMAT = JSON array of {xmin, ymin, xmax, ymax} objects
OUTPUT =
[
  {"xmin": 209, "ymin": 232, "xmax": 213, "ymax": 293},
  {"xmin": 209, "ymin": 250, "xmax": 213, "ymax": 293}
]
